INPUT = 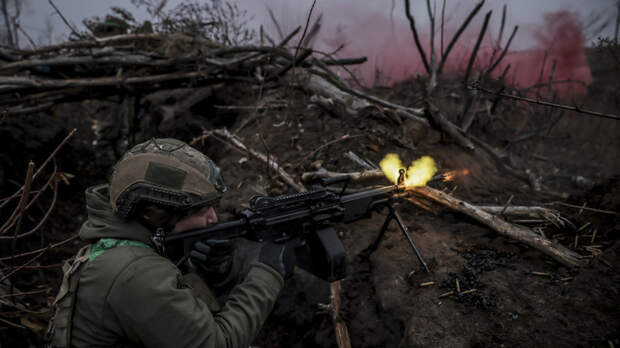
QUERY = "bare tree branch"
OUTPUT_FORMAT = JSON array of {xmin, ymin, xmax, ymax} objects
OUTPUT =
[
  {"xmin": 426, "ymin": 0, "xmax": 437, "ymax": 91},
  {"xmin": 404, "ymin": 0, "xmax": 430, "ymax": 73},
  {"xmin": 437, "ymin": 0, "xmax": 485, "ymax": 74},
  {"xmin": 463, "ymin": 10, "xmax": 492, "ymax": 84}
]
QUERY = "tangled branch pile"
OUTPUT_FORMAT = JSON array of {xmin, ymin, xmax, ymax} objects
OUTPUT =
[{"xmin": 0, "ymin": 28, "xmax": 354, "ymax": 115}]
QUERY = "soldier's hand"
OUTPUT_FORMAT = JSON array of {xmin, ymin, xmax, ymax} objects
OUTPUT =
[
  {"xmin": 258, "ymin": 241, "xmax": 296, "ymax": 280},
  {"xmin": 190, "ymin": 239, "xmax": 234, "ymax": 282}
]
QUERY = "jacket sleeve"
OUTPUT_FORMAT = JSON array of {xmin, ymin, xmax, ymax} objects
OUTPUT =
[{"xmin": 106, "ymin": 255, "xmax": 284, "ymax": 348}]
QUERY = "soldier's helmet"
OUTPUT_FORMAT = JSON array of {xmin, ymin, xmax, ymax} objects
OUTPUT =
[{"xmin": 109, "ymin": 138, "xmax": 227, "ymax": 220}]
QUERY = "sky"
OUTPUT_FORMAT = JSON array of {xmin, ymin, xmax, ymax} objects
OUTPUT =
[
  {"xmin": 16, "ymin": 0, "xmax": 618, "ymax": 90},
  {"xmin": 20, "ymin": 0, "xmax": 616, "ymax": 47}
]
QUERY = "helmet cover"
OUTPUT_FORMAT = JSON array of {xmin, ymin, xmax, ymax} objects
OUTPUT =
[{"xmin": 109, "ymin": 138, "xmax": 227, "ymax": 219}]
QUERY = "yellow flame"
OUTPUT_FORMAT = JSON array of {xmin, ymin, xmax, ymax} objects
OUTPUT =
[{"xmin": 379, "ymin": 153, "xmax": 437, "ymax": 188}]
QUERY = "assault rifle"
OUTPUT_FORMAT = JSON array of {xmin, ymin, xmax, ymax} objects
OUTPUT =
[{"xmin": 161, "ymin": 174, "xmax": 429, "ymax": 282}]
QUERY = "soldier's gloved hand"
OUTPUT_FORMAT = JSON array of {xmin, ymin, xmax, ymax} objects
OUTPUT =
[
  {"xmin": 258, "ymin": 241, "xmax": 296, "ymax": 280},
  {"xmin": 190, "ymin": 239, "xmax": 234, "ymax": 283}
]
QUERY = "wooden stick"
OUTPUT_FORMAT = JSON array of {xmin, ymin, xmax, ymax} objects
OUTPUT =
[
  {"xmin": 344, "ymin": 151, "xmax": 377, "ymax": 170},
  {"xmin": 331, "ymin": 280, "xmax": 351, "ymax": 348},
  {"xmin": 500, "ymin": 195, "xmax": 514, "ymax": 215},
  {"xmin": 209, "ymin": 129, "xmax": 306, "ymax": 192},
  {"xmin": 424, "ymin": 100, "xmax": 476, "ymax": 150},
  {"xmin": 459, "ymin": 289, "xmax": 477, "ymax": 295},
  {"xmin": 439, "ymin": 291, "xmax": 454, "ymax": 298}
]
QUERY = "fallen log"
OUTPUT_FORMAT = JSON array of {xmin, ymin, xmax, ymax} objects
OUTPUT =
[
  {"xmin": 301, "ymin": 170, "xmax": 585, "ymax": 268},
  {"xmin": 287, "ymin": 69, "xmax": 375, "ymax": 117},
  {"xmin": 409, "ymin": 186, "xmax": 584, "ymax": 267},
  {"xmin": 424, "ymin": 99, "xmax": 475, "ymax": 150},
  {"xmin": 286, "ymin": 70, "xmax": 428, "ymax": 126}
]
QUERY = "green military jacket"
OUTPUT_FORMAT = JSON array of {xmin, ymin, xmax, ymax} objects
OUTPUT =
[{"xmin": 68, "ymin": 184, "xmax": 284, "ymax": 348}]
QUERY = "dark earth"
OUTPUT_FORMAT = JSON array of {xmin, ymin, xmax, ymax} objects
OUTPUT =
[{"xmin": 1, "ymin": 46, "xmax": 619, "ymax": 347}]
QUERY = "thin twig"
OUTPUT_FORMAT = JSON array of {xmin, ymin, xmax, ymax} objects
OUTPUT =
[
  {"xmin": 471, "ymin": 84, "xmax": 620, "ymax": 121},
  {"xmin": 0, "ymin": 260, "xmax": 68, "ymax": 272},
  {"xmin": 294, "ymin": 0, "xmax": 318, "ymax": 58},
  {"xmin": 0, "ymin": 288, "xmax": 51, "ymax": 300},
  {"xmin": 279, "ymin": 26, "xmax": 301, "ymax": 47},
  {"xmin": 9, "ymin": 162, "xmax": 34, "ymax": 297},
  {"xmin": 47, "ymin": 0, "xmax": 85, "ymax": 40},
  {"xmin": 484, "ymin": 25, "xmax": 518, "ymax": 78},
  {"xmin": 486, "ymin": 4, "xmax": 506, "ymax": 72},
  {"xmin": 293, "ymin": 134, "xmax": 365, "ymax": 170},
  {"xmin": 546, "ymin": 202, "xmax": 618, "ymax": 216},
  {"xmin": 14, "ymin": 22, "xmax": 37, "ymax": 49},
  {"xmin": 0, "ymin": 234, "xmax": 79, "ymax": 263},
  {"xmin": 0, "ymin": 317, "xmax": 25, "ymax": 329},
  {"xmin": 266, "ymin": 6, "xmax": 284, "ymax": 41},
  {"xmin": 0, "ymin": 248, "xmax": 46, "ymax": 283},
  {"xmin": 0, "ymin": 161, "xmax": 57, "ymax": 235},
  {"xmin": 0, "ymin": 128, "xmax": 75, "ymax": 209},
  {"xmin": 0, "ymin": 172, "xmax": 59, "ymax": 240},
  {"xmin": 10, "ymin": 161, "xmax": 34, "ymax": 240},
  {"xmin": 210, "ymin": 129, "xmax": 306, "ymax": 192},
  {"xmin": 537, "ymin": 51, "xmax": 549, "ymax": 87}
]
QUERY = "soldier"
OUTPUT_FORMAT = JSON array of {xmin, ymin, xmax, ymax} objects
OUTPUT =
[{"xmin": 46, "ymin": 138, "xmax": 296, "ymax": 348}]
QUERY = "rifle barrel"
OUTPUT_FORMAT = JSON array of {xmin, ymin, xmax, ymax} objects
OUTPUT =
[
  {"xmin": 166, "ymin": 218, "xmax": 247, "ymax": 242},
  {"xmin": 340, "ymin": 185, "xmax": 401, "ymax": 203}
]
